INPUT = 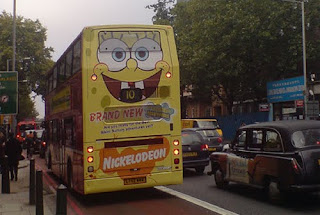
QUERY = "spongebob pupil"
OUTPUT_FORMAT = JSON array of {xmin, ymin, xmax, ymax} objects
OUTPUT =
[
  {"xmin": 138, "ymin": 51, "xmax": 146, "ymax": 58},
  {"xmin": 116, "ymin": 52, "xmax": 123, "ymax": 59}
]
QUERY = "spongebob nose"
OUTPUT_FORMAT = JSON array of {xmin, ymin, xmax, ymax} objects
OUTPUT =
[{"xmin": 126, "ymin": 59, "xmax": 138, "ymax": 72}]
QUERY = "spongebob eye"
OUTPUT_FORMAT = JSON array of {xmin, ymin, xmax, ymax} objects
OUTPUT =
[
  {"xmin": 132, "ymin": 38, "xmax": 162, "ymax": 71},
  {"xmin": 135, "ymin": 47, "xmax": 149, "ymax": 61},
  {"xmin": 98, "ymin": 38, "xmax": 129, "ymax": 72},
  {"xmin": 112, "ymin": 48, "xmax": 126, "ymax": 62}
]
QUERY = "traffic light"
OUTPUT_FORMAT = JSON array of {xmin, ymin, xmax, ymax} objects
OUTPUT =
[{"xmin": 22, "ymin": 58, "xmax": 31, "ymax": 72}]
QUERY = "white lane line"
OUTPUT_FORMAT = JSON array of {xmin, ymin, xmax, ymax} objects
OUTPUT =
[{"xmin": 155, "ymin": 186, "xmax": 238, "ymax": 215}]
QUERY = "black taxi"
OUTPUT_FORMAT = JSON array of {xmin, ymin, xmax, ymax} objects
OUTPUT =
[{"xmin": 207, "ymin": 120, "xmax": 320, "ymax": 192}]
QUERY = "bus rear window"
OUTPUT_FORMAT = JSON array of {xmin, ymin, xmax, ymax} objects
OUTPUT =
[
  {"xmin": 196, "ymin": 121, "xmax": 219, "ymax": 129},
  {"xmin": 20, "ymin": 124, "xmax": 36, "ymax": 131}
]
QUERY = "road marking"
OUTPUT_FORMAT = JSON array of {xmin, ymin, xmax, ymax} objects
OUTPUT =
[{"xmin": 155, "ymin": 186, "xmax": 238, "ymax": 215}]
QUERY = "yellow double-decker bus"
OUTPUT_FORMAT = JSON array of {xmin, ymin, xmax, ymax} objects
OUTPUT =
[{"xmin": 45, "ymin": 25, "xmax": 182, "ymax": 194}]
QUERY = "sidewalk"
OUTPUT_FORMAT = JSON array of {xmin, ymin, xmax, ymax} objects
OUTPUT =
[{"xmin": 0, "ymin": 158, "xmax": 55, "ymax": 215}]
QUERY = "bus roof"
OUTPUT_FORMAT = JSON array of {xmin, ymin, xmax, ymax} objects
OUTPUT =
[{"xmin": 17, "ymin": 120, "xmax": 36, "ymax": 125}]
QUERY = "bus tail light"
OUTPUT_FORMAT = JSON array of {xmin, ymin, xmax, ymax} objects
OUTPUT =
[
  {"xmin": 217, "ymin": 137, "xmax": 223, "ymax": 143},
  {"xmin": 201, "ymin": 144, "xmax": 209, "ymax": 151},
  {"xmin": 173, "ymin": 149, "xmax": 179, "ymax": 155},
  {"xmin": 165, "ymin": 72, "xmax": 172, "ymax": 78},
  {"xmin": 173, "ymin": 140, "xmax": 179, "ymax": 146},
  {"xmin": 87, "ymin": 156, "xmax": 94, "ymax": 163},
  {"xmin": 42, "ymin": 141, "xmax": 46, "ymax": 146},
  {"xmin": 174, "ymin": 158, "xmax": 180, "ymax": 164},
  {"xmin": 87, "ymin": 146, "xmax": 94, "ymax": 153}
]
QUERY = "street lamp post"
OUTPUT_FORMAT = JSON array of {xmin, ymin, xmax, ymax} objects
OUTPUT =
[
  {"xmin": 301, "ymin": 1, "xmax": 308, "ymax": 119},
  {"xmin": 6, "ymin": 59, "xmax": 11, "ymax": 72},
  {"xmin": 12, "ymin": 0, "xmax": 16, "ymax": 72},
  {"xmin": 282, "ymin": 0, "xmax": 308, "ymax": 118}
]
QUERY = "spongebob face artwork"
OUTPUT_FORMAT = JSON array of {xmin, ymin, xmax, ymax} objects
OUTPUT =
[{"xmin": 93, "ymin": 31, "xmax": 170, "ymax": 103}]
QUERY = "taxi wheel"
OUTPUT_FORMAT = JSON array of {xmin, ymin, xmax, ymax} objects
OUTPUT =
[
  {"xmin": 262, "ymin": 177, "xmax": 271, "ymax": 193},
  {"xmin": 214, "ymin": 168, "xmax": 229, "ymax": 189}
]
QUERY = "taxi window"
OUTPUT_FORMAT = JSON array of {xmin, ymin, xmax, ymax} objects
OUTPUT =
[
  {"xmin": 292, "ymin": 129, "xmax": 320, "ymax": 148},
  {"xmin": 264, "ymin": 130, "xmax": 282, "ymax": 152},
  {"xmin": 234, "ymin": 130, "xmax": 246, "ymax": 148},
  {"xmin": 248, "ymin": 129, "xmax": 263, "ymax": 150}
]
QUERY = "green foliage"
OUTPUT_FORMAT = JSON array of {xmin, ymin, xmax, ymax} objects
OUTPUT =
[
  {"xmin": 149, "ymin": 0, "xmax": 320, "ymax": 114},
  {"xmin": 16, "ymin": 84, "xmax": 38, "ymax": 122},
  {"xmin": 146, "ymin": 0, "xmax": 175, "ymax": 25},
  {"xmin": 0, "ymin": 11, "xmax": 54, "ymax": 120}
]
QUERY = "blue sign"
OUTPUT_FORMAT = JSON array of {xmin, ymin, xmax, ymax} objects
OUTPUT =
[{"xmin": 267, "ymin": 76, "xmax": 304, "ymax": 103}]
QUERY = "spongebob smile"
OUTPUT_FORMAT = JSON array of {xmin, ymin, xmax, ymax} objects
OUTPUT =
[{"xmin": 101, "ymin": 70, "xmax": 162, "ymax": 102}]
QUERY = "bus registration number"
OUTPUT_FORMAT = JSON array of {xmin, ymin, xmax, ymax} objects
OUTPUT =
[{"xmin": 124, "ymin": 177, "xmax": 146, "ymax": 185}]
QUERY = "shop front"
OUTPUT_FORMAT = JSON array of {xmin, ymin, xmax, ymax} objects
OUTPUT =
[{"xmin": 267, "ymin": 76, "xmax": 305, "ymax": 121}]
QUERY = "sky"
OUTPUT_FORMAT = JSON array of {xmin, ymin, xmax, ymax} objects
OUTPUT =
[{"xmin": 1, "ymin": 0, "xmax": 158, "ymax": 119}]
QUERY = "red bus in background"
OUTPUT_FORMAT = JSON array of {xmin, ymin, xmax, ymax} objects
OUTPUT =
[{"xmin": 16, "ymin": 120, "xmax": 37, "ymax": 143}]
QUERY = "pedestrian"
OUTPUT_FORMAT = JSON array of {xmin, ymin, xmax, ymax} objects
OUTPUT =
[
  {"xmin": 26, "ymin": 131, "xmax": 34, "ymax": 159},
  {"xmin": 5, "ymin": 132, "xmax": 22, "ymax": 181},
  {"xmin": 33, "ymin": 131, "xmax": 37, "ymax": 142},
  {"xmin": 0, "ymin": 128, "xmax": 6, "ymax": 174}
]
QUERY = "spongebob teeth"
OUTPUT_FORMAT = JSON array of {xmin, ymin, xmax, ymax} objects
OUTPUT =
[
  {"xmin": 135, "ymin": 81, "xmax": 144, "ymax": 89},
  {"xmin": 120, "ymin": 81, "xmax": 144, "ymax": 89},
  {"xmin": 121, "ymin": 82, "xmax": 129, "ymax": 89}
]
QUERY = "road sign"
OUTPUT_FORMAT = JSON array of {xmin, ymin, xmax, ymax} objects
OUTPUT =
[
  {"xmin": 0, "ymin": 71, "xmax": 18, "ymax": 114},
  {"xmin": 306, "ymin": 100, "xmax": 319, "ymax": 118}
]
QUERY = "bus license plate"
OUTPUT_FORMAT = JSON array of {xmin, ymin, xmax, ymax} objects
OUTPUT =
[
  {"xmin": 124, "ymin": 177, "xmax": 146, "ymax": 185},
  {"xmin": 183, "ymin": 152, "xmax": 198, "ymax": 157}
]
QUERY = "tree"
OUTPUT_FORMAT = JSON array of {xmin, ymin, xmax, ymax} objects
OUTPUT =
[
  {"xmin": 146, "ymin": 0, "xmax": 175, "ymax": 25},
  {"xmin": 171, "ymin": 0, "xmax": 320, "ymax": 114},
  {"xmin": 0, "ymin": 11, "xmax": 54, "ymax": 120}
]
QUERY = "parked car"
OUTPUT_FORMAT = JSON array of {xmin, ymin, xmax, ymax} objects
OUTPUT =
[
  {"xmin": 39, "ymin": 130, "xmax": 47, "ymax": 158},
  {"xmin": 182, "ymin": 129, "xmax": 210, "ymax": 174},
  {"xmin": 208, "ymin": 120, "xmax": 320, "ymax": 193},
  {"xmin": 183, "ymin": 128, "xmax": 224, "ymax": 152}
]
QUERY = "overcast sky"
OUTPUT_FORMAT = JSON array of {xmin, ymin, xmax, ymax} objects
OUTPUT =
[{"xmin": 1, "ymin": 0, "xmax": 159, "ymax": 118}]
